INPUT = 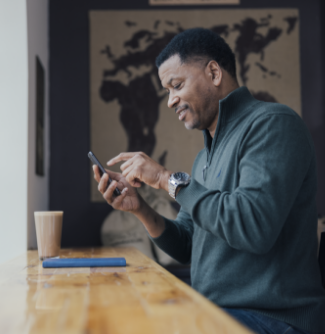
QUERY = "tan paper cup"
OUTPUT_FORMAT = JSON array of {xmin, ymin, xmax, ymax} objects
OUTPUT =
[{"xmin": 34, "ymin": 211, "xmax": 63, "ymax": 260}]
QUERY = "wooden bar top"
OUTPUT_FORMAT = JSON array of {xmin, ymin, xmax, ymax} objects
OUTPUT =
[{"xmin": 0, "ymin": 247, "xmax": 253, "ymax": 334}]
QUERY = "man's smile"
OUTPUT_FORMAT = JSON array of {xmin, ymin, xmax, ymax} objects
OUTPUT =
[
  {"xmin": 175, "ymin": 106, "xmax": 189, "ymax": 121},
  {"xmin": 178, "ymin": 108, "xmax": 188, "ymax": 121}
]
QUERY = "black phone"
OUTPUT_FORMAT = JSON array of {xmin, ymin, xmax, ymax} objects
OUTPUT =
[{"xmin": 88, "ymin": 151, "xmax": 121, "ymax": 196}]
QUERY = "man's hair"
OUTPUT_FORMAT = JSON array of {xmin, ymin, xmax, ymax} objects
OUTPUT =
[{"xmin": 156, "ymin": 28, "xmax": 237, "ymax": 79}]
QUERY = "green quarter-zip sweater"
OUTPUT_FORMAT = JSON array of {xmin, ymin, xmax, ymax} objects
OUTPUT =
[{"xmin": 152, "ymin": 87, "xmax": 325, "ymax": 332}]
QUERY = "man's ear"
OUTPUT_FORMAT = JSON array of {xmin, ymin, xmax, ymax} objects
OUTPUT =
[{"xmin": 207, "ymin": 60, "xmax": 222, "ymax": 87}]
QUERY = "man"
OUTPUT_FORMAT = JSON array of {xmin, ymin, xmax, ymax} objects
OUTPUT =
[{"xmin": 93, "ymin": 28, "xmax": 325, "ymax": 333}]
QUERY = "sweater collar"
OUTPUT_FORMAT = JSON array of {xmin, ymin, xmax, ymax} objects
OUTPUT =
[
  {"xmin": 218, "ymin": 86, "xmax": 257, "ymax": 124},
  {"xmin": 203, "ymin": 86, "xmax": 257, "ymax": 151}
]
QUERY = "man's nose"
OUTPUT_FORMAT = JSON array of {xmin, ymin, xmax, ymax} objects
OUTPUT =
[{"xmin": 167, "ymin": 93, "xmax": 179, "ymax": 109}]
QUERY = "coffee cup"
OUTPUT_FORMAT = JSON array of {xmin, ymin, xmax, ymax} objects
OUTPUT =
[{"xmin": 34, "ymin": 211, "xmax": 63, "ymax": 260}]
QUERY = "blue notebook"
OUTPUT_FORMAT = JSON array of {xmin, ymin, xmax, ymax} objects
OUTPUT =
[{"xmin": 42, "ymin": 257, "xmax": 126, "ymax": 268}]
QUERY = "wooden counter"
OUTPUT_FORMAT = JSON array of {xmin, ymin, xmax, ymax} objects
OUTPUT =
[{"xmin": 0, "ymin": 248, "xmax": 253, "ymax": 334}]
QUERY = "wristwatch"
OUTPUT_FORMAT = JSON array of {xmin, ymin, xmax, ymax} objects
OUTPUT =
[{"xmin": 168, "ymin": 172, "xmax": 191, "ymax": 199}]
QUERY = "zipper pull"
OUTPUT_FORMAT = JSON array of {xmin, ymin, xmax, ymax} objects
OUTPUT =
[{"xmin": 202, "ymin": 165, "xmax": 208, "ymax": 181}]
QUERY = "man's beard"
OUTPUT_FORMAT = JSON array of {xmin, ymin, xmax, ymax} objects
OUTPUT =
[{"xmin": 184, "ymin": 110, "xmax": 201, "ymax": 130}]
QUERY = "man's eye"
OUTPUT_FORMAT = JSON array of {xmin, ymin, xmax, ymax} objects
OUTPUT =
[{"xmin": 174, "ymin": 84, "xmax": 181, "ymax": 89}]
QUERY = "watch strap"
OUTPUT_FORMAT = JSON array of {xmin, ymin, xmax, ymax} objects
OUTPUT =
[{"xmin": 168, "ymin": 177, "xmax": 178, "ymax": 199}]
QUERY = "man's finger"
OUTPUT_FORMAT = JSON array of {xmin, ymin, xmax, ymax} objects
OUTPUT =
[
  {"xmin": 111, "ymin": 187, "xmax": 128, "ymax": 209},
  {"xmin": 98, "ymin": 174, "xmax": 107, "ymax": 192},
  {"xmin": 121, "ymin": 164, "xmax": 133, "ymax": 179},
  {"xmin": 131, "ymin": 180, "xmax": 142, "ymax": 188},
  {"xmin": 121, "ymin": 165, "xmax": 142, "ymax": 188},
  {"xmin": 103, "ymin": 180, "xmax": 118, "ymax": 204},
  {"xmin": 120, "ymin": 156, "xmax": 135, "ymax": 172},
  {"xmin": 98, "ymin": 174, "xmax": 109, "ymax": 193},
  {"xmin": 104, "ymin": 168, "xmax": 122, "ymax": 180},
  {"xmin": 126, "ymin": 173, "xmax": 142, "ymax": 188},
  {"xmin": 93, "ymin": 165, "xmax": 101, "ymax": 183},
  {"xmin": 107, "ymin": 152, "xmax": 139, "ymax": 166}
]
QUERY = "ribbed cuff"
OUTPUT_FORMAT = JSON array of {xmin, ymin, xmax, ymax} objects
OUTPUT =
[
  {"xmin": 148, "ymin": 217, "xmax": 191, "ymax": 264},
  {"xmin": 150, "ymin": 217, "xmax": 174, "ymax": 244}
]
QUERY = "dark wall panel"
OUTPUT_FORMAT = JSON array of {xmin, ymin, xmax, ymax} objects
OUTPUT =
[{"xmin": 50, "ymin": 0, "xmax": 325, "ymax": 247}]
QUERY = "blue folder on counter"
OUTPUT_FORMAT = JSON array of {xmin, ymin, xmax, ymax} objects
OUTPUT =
[{"xmin": 42, "ymin": 257, "xmax": 126, "ymax": 268}]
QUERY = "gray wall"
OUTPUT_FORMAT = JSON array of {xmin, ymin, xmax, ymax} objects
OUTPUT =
[
  {"xmin": 50, "ymin": 0, "xmax": 325, "ymax": 247},
  {"xmin": 27, "ymin": 0, "xmax": 50, "ymax": 250}
]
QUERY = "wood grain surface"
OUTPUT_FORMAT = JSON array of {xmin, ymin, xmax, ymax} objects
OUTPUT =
[{"xmin": 0, "ymin": 248, "xmax": 253, "ymax": 334}]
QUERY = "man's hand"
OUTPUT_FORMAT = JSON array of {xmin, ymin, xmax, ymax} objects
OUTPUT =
[
  {"xmin": 93, "ymin": 165, "xmax": 142, "ymax": 213},
  {"xmin": 107, "ymin": 152, "xmax": 172, "ymax": 192},
  {"xmin": 93, "ymin": 164, "xmax": 166, "ymax": 238}
]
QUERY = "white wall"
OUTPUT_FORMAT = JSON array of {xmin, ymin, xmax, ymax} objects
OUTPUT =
[
  {"xmin": 0, "ymin": 0, "xmax": 29, "ymax": 264},
  {"xmin": 0, "ymin": 0, "xmax": 49, "ymax": 264},
  {"xmin": 26, "ymin": 0, "xmax": 49, "ymax": 250}
]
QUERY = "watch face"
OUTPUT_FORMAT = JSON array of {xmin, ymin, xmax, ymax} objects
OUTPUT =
[{"xmin": 174, "ymin": 172, "xmax": 189, "ymax": 181}]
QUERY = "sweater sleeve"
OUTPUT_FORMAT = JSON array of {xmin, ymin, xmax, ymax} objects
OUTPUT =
[
  {"xmin": 176, "ymin": 114, "xmax": 313, "ymax": 254},
  {"xmin": 150, "ymin": 208, "xmax": 194, "ymax": 264}
]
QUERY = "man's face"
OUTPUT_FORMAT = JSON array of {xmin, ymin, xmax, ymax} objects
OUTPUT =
[{"xmin": 158, "ymin": 54, "xmax": 219, "ymax": 131}]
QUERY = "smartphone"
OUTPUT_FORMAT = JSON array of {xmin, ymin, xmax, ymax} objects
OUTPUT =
[{"xmin": 88, "ymin": 151, "xmax": 121, "ymax": 196}]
